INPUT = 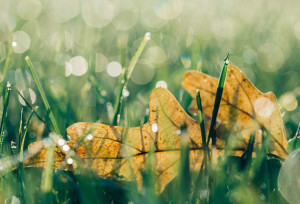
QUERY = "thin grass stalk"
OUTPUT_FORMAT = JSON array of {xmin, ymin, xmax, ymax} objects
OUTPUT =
[
  {"xmin": 40, "ymin": 137, "xmax": 55, "ymax": 202},
  {"xmin": 25, "ymin": 56, "xmax": 61, "ymax": 136},
  {"xmin": 142, "ymin": 146, "xmax": 159, "ymax": 204},
  {"xmin": 207, "ymin": 53, "xmax": 229, "ymax": 150},
  {"xmin": 113, "ymin": 70, "xmax": 126, "ymax": 125},
  {"xmin": 19, "ymin": 109, "xmax": 36, "ymax": 160},
  {"xmin": 0, "ymin": 82, "xmax": 11, "ymax": 154},
  {"xmin": 113, "ymin": 33, "xmax": 150, "ymax": 125},
  {"xmin": 25, "ymin": 56, "xmax": 60, "ymax": 200},
  {"xmin": 125, "ymin": 32, "xmax": 150, "ymax": 83},
  {"xmin": 196, "ymin": 90, "xmax": 210, "ymax": 161},
  {"xmin": 192, "ymin": 90, "xmax": 209, "ymax": 203},
  {"xmin": 14, "ymin": 86, "xmax": 46, "ymax": 124}
]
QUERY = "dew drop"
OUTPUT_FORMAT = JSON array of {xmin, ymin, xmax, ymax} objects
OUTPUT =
[
  {"xmin": 106, "ymin": 61, "xmax": 122, "ymax": 77},
  {"xmin": 152, "ymin": 123, "xmax": 158, "ymax": 133},
  {"xmin": 57, "ymin": 138, "xmax": 65, "ymax": 146},
  {"xmin": 62, "ymin": 144, "xmax": 70, "ymax": 152},
  {"xmin": 67, "ymin": 158, "xmax": 73, "ymax": 165},
  {"xmin": 86, "ymin": 134, "xmax": 93, "ymax": 141},
  {"xmin": 122, "ymin": 88, "xmax": 130, "ymax": 98},
  {"xmin": 156, "ymin": 80, "xmax": 168, "ymax": 89}
]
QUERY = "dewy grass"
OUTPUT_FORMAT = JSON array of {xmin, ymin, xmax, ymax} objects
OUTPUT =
[
  {"xmin": 113, "ymin": 32, "xmax": 150, "ymax": 125},
  {"xmin": 196, "ymin": 90, "xmax": 209, "ymax": 161},
  {"xmin": 19, "ymin": 108, "xmax": 36, "ymax": 160},
  {"xmin": 207, "ymin": 53, "xmax": 229, "ymax": 152},
  {"xmin": 25, "ymin": 56, "xmax": 61, "ymax": 136},
  {"xmin": 0, "ymin": 82, "xmax": 11, "ymax": 154},
  {"xmin": 25, "ymin": 56, "xmax": 61, "ymax": 200}
]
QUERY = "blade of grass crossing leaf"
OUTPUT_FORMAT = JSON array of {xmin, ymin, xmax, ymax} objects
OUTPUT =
[
  {"xmin": 240, "ymin": 133, "xmax": 255, "ymax": 169},
  {"xmin": 25, "ymin": 56, "xmax": 60, "ymax": 201},
  {"xmin": 142, "ymin": 146, "xmax": 159, "ymax": 203},
  {"xmin": 193, "ymin": 91, "xmax": 209, "ymax": 203},
  {"xmin": 25, "ymin": 56, "xmax": 61, "ymax": 136},
  {"xmin": 196, "ymin": 90, "xmax": 210, "ymax": 161},
  {"xmin": 0, "ymin": 82, "xmax": 11, "ymax": 154},
  {"xmin": 41, "ymin": 137, "xmax": 55, "ymax": 202},
  {"xmin": 207, "ymin": 53, "xmax": 229, "ymax": 149}
]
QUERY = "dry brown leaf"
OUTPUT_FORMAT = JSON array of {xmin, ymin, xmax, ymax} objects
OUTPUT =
[
  {"xmin": 24, "ymin": 88, "xmax": 233, "ymax": 191},
  {"xmin": 24, "ymin": 64, "xmax": 288, "ymax": 191},
  {"xmin": 182, "ymin": 64, "xmax": 288, "ymax": 158}
]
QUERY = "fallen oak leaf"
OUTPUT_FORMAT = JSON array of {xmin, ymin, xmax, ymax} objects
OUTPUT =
[
  {"xmin": 182, "ymin": 64, "xmax": 288, "ymax": 158},
  {"xmin": 24, "ymin": 65, "xmax": 288, "ymax": 191},
  {"xmin": 24, "ymin": 88, "xmax": 242, "ymax": 192}
]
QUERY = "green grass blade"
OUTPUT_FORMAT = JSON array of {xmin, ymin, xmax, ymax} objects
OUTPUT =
[
  {"xmin": 196, "ymin": 90, "xmax": 208, "ymax": 154},
  {"xmin": 113, "ymin": 70, "xmax": 126, "ymax": 125},
  {"xmin": 113, "ymin": 33, "xmax": 150, "ymax": 125},
  {"xmin": 25, "ymin": 56, "xmax": 61, "ymax": 136},
  {"xmin": 125, "ymin": 32, "xmax": 150, "ymax": 82},
  {"xmin": 25, "ymin": 56, "xmax": 61, "ymax": 201},
  {"xmin": 19, "ymin": 108, "xmax": 36, "ymax": 160},
  {"xmin": 40, "ymin": 136, "xmax": 55, "ymax": 202},
  {"xmin": 0, "ymin": 82, "xmax": 11, "ymax": 154},
  {"xmin": 207, "ymin": 53, "xmax": 229, "ymax": 149}
]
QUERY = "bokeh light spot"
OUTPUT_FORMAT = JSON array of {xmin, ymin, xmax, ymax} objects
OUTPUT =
[
  {"xmin": 280, "ymin": 92, "xmax": 298, "ymax": 112},
  {"xmin": 254, "ymin": 97, "xmax": 274, "ymax": 118},
  {"xmin": 82, "ymin": 0, "xmax": 114, "ymax": 28},
  {"xmin": 17, "ymin": 0, "xmax": 41, "ymax": 20},
  {"xmin": 50, "ymin": 0, "xmax": 80, "ymax": 22},
  {"xmin": 152, "ymin": 0, "xmax": 184, "ymax": 20},
  {"xmin": 67, "ymin": 56, "xmax": 88, "ymax": 76},
  {"xmin": 18, "ymin": 88, "xmax": 36, "ymax": 106},
  {"xmin": 12, "ymin": 31, "xmax": 31, "ymax": 53},
  {"xmin": 131, "ymin": 62, "xmax": 154, "ymax": 85},
  {"xmin": 143, "ymin": 46, "xmax": 167, "ymax": 67},
  {"xmin": 112, "ymin": 0, "xmax": 138, "ymax": 31},
  {"xmin": 106, "ymin": 61, "xmax": 122, "ymax": 77}
]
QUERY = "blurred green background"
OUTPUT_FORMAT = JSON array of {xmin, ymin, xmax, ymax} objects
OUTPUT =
[{"xmin": 0, "ymin": 0, "xmax": 300, "ymax": 142}]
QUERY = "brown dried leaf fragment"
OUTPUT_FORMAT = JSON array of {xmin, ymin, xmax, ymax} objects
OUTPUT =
[{"xmin": 182, "ymin": 64, "xmax": 288, "ymax": 158}]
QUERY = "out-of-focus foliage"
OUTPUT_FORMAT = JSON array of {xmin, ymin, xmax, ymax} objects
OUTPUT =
[
  {"xmin": 0, "ymin": 0, "xmax": 299, "ymax": 203},
  {"xmin": 0, "ymin": 0, "xmax": 300, "ymax": 138}
]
